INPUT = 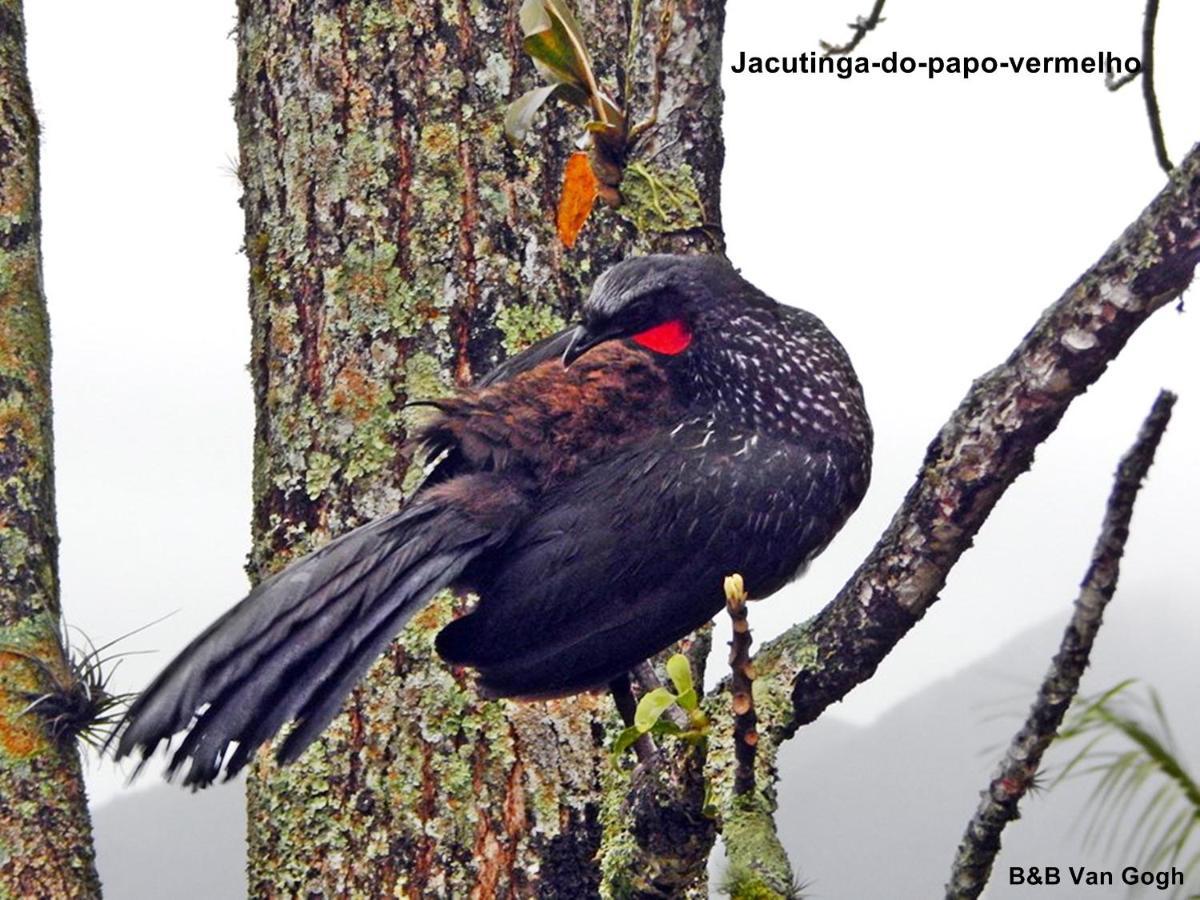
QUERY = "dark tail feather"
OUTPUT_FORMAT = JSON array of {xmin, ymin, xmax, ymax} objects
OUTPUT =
[{"xmin": 113, "ymin": 486, "xmax": 514, "ymax": 787}]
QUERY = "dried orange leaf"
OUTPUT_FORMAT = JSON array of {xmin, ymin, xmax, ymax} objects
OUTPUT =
[{"xmin": 556, "ymin": 151, "xmax": 598, "ymax": 248}]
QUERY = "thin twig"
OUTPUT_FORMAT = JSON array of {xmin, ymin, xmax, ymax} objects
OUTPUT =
[
  {"xmin": 945, "ymin": 391, "xmax": 1177, "ymax": 900},
  {"xmin": 820, "ymin": 0, "xmax": 888, "ymax": 56},
  {"xmin": 725, "ymin": 574, "xmax": 758, "ymax": 797},
  {"xmin": 1105, "ymin": 69, "xmax": 1139, "ymax": 92},
  {"xmin": 1140, "ymin": 0, "xmax": 1173, "ymax": 173}
]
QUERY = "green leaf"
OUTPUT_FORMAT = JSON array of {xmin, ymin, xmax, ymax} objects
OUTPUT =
[
  {"xmin": 520, "ymin": 0, "xmax": 590, "ymax": 88},
  {"xmin": 1053, "ymin": 678, "xmax": 1200, "ymax": 893},
  {"xmin": 634, "ymin": 687, "xmax": 678, "ymax": 733},
  {"xmin": 666, "ymin": 654, "xmax": 693, "ymax": 696},
  {"xmin": 504, "ymin": 82, "xmax": 591, "ymax": 142},
  {"xmin": 675, "ymin": 688, "xmax": 698, "ymax": 712},
  {"xmin": 612, "ymin": 725, "xmax": 643, "ymax": 758}
]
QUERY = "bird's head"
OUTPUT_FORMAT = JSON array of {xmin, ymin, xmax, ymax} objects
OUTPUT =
[{"xmin": 562, "ymin": 254, "xmax": 735, "ymax": 366}]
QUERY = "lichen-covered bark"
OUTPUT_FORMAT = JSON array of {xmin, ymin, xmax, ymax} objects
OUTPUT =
[
  {"xmin": 0, "ymin": 3, "xmax": 101, "ymax": 897},
  {"xmin": 234, "ymin": 0, "xmax": 724, "ymax": 894}
]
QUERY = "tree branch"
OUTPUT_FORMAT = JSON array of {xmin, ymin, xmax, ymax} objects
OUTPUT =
[
  {"xmin": 945, "ymin": 390, "xmax": 1176, "ymax": 900},
  {"xmin": 820, "ymin": 0, "xmax": 888, "ymax": 56},
  {"xmin": 1104, "ymin": 69, "xmax": 1138, "ymax": 92},
  {"xmin": 1139, "ymin": 0, "xmax": 1173, "ymax": 174},
  {"xmin": 0, "ymin": 1, "xmax": 102, "ymax": 894},
  {"xmin": 756, "ymin": 142, "xmax": 1200, "ymax": 743},
  {"xmin": 721, "ymin": 793, "xmax": 801, "ymax": 900}
]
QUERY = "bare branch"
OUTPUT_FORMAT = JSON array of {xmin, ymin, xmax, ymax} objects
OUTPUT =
[
  {"xmin": 1105, "ymin": 69, "xmax": 1138, "ymax": 92},
  {"xmin": 720, "ymin": 573, "xmax": 801, "ymax": 900},
  {"xmin": 725, "ymin": 574, "xmax": 759, "ymax": 797},
  {"xmin": 1139, "ymin": 0, "xmax": 1173, "ymax": 173},
  {"xmin": 945, "ymin": 391, "xmax": 1177, "ymax": 900},
  {"xmin": 748, "ymin": 143, "xmax": 1200, "ymax": 743},
  {"xmin": 820, "ymin": 0, "xmax": 888, "ymax": 56}
]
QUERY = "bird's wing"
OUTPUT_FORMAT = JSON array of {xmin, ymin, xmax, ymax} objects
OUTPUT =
[
  {"xmin": 409, "ymin": 327, "xmax": 580, "ymax": 486},
  {"xmin": 473, "ymin": 326, "xmax": 577, "ymax": 388},
  {"xmin": 437, "ymin": 423, "xmax": 861, "ymax": 698},
  {"xmin": 416, "ymin": 341, "xmax": 679, "ymax": 488}
]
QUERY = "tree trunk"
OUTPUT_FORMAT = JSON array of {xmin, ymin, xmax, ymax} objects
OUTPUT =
[
  {"xmin": 235, "ymin": 0, "xmax": 725, "ymax": 894},
  {"xmin": 0, "ymin": 2, "xmax": 101, "ymax": 896}
]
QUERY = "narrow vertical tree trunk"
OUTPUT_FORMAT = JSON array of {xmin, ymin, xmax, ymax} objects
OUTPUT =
[
  {"xmin": 0, "ymin": 2, "xmax": 102, "ymax": 896},
  {"xmin": 236, "ymin": 0, "xmax": 724, "ymax": 893}
]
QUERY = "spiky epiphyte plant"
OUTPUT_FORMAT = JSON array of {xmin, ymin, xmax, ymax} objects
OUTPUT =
[{"xmin": 1, "ymin": 621, "xmax": 145, "ymax": 750}]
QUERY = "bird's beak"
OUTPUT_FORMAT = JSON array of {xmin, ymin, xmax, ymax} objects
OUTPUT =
[{"xmin": 562, "ymin": 324, "xmax": 605, "ymax": 367}]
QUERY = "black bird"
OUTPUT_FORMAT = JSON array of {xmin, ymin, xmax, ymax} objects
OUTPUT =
[{"xmin": 114, "ymin": 254, "xmax": 872, "ymax": 786}]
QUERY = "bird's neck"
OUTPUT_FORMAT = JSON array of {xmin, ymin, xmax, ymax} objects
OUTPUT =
[{"xmin": 672, "ymin": 307, "xmax": 871, "ymax": 452}]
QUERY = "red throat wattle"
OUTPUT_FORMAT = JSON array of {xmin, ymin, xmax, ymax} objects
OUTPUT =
[{"xmin": 631, "ymin": 318, "xmax": 692, "ymax": 355}]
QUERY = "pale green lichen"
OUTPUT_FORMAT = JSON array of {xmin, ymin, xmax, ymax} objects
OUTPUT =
[
  {"xmin": 403, "ymin": 351, "xmax": 453, "ymax": 403},
  {"xmin": 719, "ymin": 795, "xmax": 800, "ymax": 900},
  {"xmin": 495, "ymin": 301, "xmax": 566, "ymax": 356},
  {"xmin": 617, "ymin": 162, "xmax": 705, "ymax": 234},
  {"xmin": 304, "ymin": 452, "xmax": 339, "ymax": 500},
  {"xmin": 598, "ymin": 756, "xmax": 639, "ymax": 898}
]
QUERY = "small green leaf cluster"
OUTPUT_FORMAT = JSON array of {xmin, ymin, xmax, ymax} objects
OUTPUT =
[{"xmin": 612, "ymin": 654, "xmax": 709, "ymax": 759}]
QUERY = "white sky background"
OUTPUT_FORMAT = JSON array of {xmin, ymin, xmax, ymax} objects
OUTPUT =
[{"xmin": 23, "ymin": 0, "xmax": 1199, "ymax": 811}]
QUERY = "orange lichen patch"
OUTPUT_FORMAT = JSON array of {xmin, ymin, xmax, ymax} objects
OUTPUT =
[
  {"xmin": 342, "ymin": 257, "xmax": 395, "ymax": 306},
  {"xmin": 420, "ymin": 121, "xmax": 457, "ymax": 161},
  {"xmin": 411, "ymin": 598, "xmax": 453, "ymax": 635},
  {"xmin": 556, "ymin": 152, "xmax": 599, "ymax": 249},
  {"xmin": 329, "ymin": 362, "xmax": 384, "ymax": 423},
  {"xmin": 268, "ymin": 307, "xmax": 298, "ymax": 355},
  {"xmin": 0, "ymin": 708, "xmax": 44, "ymax": 758},
  {"xmin": 0, "ymin": 649, "xmax": 51, "ymax": 759},
  {"xmin": 0, "ymin": 173, "xmax": 32, "ymax": 220}
]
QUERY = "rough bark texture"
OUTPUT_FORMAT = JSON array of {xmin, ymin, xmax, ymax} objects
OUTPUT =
[
  {"xmin": 0, "ymin": 2, "xmax": 101, "ymax": 897},
  {"xmin": 234, "ymin": 0, "xmax": 724, "ymax": 894}
]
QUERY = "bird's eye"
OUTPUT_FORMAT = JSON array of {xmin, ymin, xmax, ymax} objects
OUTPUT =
[{"xmin": 631, "ymin": 318, "xmax": 692, "ymax": 355}]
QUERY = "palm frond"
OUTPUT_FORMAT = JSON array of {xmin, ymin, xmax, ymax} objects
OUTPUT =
[{"xmin": 1052, "ymin": 680, "xmax": 1200, "ymax": 898}]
